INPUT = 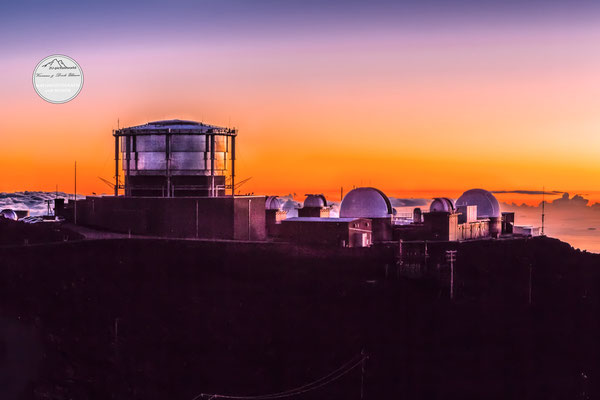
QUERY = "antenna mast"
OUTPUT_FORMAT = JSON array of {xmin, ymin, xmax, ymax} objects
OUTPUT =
[
  {"xmin": 541, "ymin": 186, "xmax": 545, "ymax": 236},
  {"xmin": 74, "ymin": 161, "xmax": 77, "ymax": 225}
]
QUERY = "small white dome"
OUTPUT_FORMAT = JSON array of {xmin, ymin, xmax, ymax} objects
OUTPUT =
[
  {"xmin": 0, "ymin": 209, "xmax": 18, "ymax": 221},
  {"xmin": 456, "ymin": 189, "xmax": 500, "ymax": 218},
  {"xmin": 304, "ymin": 194, "xmax": 327, "ymax": 208},
  {"xmin": 430, "ymin": 197, "xmax": 455, "ymax": 213},
  {"xmin": 265, "ymin": 196, "xmax": 282, "ymax": 210},
  {"xmin": 340, "ymin": 187, "xmax": 392, "ymax": 218}
]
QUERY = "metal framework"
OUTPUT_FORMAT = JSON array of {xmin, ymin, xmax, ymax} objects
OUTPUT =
[{"xmin": 113, "ymin": 121, "xmax": 237, "ymax": 197}]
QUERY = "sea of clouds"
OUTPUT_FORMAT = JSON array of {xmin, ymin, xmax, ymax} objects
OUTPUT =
[
  {"xmin": 500, "ymin": 193, "xmax": 600, "ymax": 253},
  {"xmin": 0, "ymin": 191, "xmax": 84, "ymax": 216}
]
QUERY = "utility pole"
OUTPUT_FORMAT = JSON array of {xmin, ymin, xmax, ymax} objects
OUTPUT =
[
  {"xmin": 541, "ymin": 186, "xmax": 545, "ymax": 236},
  {"xmin": 248, "ymin": 199, "xmax": 252, "ymax": 240},
  {"xmin": 446, "ymin": 250, "xmax": 457, "ymax": 300},
  {"xmin": 360, "ymin": 349, "xmax": 367, "ymax": 400},
  {"xmin": 74, "ymin": 161, "xmax": 77, "ymax": 225},
  {"xmin": 424, "ymin": 241, "xmax": 429, "ymax": 272},
  {"xmin": 528, "ymin": 262, "xmax": 533, "ymax": 306}
]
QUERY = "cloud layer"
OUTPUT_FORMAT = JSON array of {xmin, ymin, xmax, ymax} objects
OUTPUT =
[
  {"xmin": 0, "ymin": 192, "xmax": 82, "ymax": 216},
  {"xmin": 501, "ymin": 193, "xmax": 600, "ymax": 253}
]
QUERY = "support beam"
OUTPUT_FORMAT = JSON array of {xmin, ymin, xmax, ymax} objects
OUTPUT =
[
  {"xmin": 231, "ymin": 134, "xmax": 236, "ymax": 197},
  {"xmin": 166, "ymin": 132, "xmax": 171, "ymax": 197},
  {"xmin": 210, "ymin": 134, "xmax": 215, "ymax": 197},
  {"xmin": 114, "ymin": 132, "xmax": 119, "ymax": 197},
  {"xmin": 125, "ymin": 134, "xmax": 131, "ymax": 196},
  {"xmin": 74, "ymin": 161, "xmax": 77, "ymax": 225}
]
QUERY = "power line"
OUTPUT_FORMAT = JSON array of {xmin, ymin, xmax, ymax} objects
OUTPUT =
[
  {"xmin": 194, "ymin": 356, "xmax": 366, "ymax": 400},
  {"xmin": 192, "ymin": 353, "xmax": 368, "ymax": 400}
]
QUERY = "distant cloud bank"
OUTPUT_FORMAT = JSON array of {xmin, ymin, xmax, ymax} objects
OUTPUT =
[
  {"xmin": 492, "ymin": 190, "xmax": 564, "ymax": 195},
  {"xmin": 502, "ymin": 192, "xmax": 599, "ymax": 210},
  {"xmin": 389, "ymin": 197, "xmax": 430, "ymax": 207},
  {"xmin": 501, "ymin": 193, "xmax": 600, "ymax": 253},
  {"xmin": 0, "ymin": 191, "xmax": 82, "ymax": 216}
]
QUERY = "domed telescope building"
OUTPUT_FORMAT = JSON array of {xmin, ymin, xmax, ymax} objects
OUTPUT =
[
  {"xmin": 455, "ymin": 188, "xmax": 502, "ymax": 237},
  {"xmin": 455, "ymin": 189, "xmax": 500, "ymax": 219},
  {"xmin": 114, "ymin": 119, "xmax": 237, "ymax": 197},
  {"xmin": 429, "ymin": 197, "xmax": 455, "ymax": 214},
  {"xmin": 340, "ymin": 187, "xmax": 393, "ymax": 219},
  {"xmin": 298, "ymin": 194, "xmax": 330, "ymax": 218},
  {"xmin": 340, "ymin": 187, "xmax": 394, "ymax": 242}
]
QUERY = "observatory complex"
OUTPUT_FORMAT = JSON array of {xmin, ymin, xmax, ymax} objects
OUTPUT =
[
  {"xmin": 266, "ymin": 187, "xmax": 524, "ymax": 246},
  {"xmin": 54, "ymin": 118, "xmax": 537, "ymax": 255}
]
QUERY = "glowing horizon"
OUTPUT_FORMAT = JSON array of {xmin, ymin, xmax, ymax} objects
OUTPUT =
[{"xmin": 2, "ymin": 0, "xmax": 600, "ymax": 207}]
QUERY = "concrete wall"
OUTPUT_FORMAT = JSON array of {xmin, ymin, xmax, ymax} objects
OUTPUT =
[
  {"xmin": 424, "ymin": 212, "xmax": 458, "ymax": 241},
  {"xmin": 371, "ymin": 217, "xmax": 393, "ymax": 242},
  {"xmin": 265, "ymin": 210, "xmax": 287, "ymax": 238},
  {"xmin": 280, "ymin": 218, "xmax": 372, "ymax": 247},
  {"xmin": 298, "ymin": 207, "xmax": 321, "ymax": 218},
  {"xmin": 71, "ymin": 196, "xmax": 266, "ymax": 241},
  {"xmin": 233, "ymin": 197, "xmax": 267, "ymax": 241}
]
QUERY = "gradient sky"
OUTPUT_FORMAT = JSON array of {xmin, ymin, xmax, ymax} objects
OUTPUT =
[{"xmin": 2, "ymin": 0, "xmax": 600, "ymax": 205}]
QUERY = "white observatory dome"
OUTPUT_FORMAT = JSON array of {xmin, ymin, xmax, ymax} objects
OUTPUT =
[
  {"xmin": 265, "ymin": 196, "xmax": 282, "ymax": 210},
  {"xmin": 455, "ymin": 189, "xmax": 501, "ymax": 218},
  {"xmin": 430, "ymin": 198, "xmax": 455, "ymax": 213},
  {"xmin": 304, "ymin": 194, "xmax": 327, "ymax": 208},
  {"xmin": 340, "ymin": 187, "xmax": 393, "ymax": 218},
  {"xmin": 0, "ymin": 209, "xmax": 18, "ymax": 221}
]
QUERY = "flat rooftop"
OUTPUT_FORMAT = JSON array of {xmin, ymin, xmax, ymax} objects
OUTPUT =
[{"xmin": 283, "ymin": 217, "xmax": 362, "ymax": 223}]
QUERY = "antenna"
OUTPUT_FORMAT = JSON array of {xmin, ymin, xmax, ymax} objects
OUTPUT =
[
  {"xmin": 74, "ymin": 161, "xmax": 77, "ymax": 225},
  {"xmin": 541, "ymin": 186, "xmax": 545, "ymax": 236},
  {"xmin": 446, "ymin": 250, "xmax": 457, "ymax": 300}
]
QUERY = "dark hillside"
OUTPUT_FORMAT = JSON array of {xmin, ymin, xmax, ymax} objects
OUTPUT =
[{"xmin": 0, "ymin": 236, "xmax": 599, "ymax": 400}]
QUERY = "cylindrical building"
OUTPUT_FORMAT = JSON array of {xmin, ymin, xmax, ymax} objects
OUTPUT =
[{"xmin": 114, "ymin": 119, "xmax": 237, "ymax": 197}]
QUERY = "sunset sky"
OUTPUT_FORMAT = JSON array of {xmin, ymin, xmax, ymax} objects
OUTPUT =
[{"xmin": 2, "ymin": 0, "xmax": 600, "ymax": 206}]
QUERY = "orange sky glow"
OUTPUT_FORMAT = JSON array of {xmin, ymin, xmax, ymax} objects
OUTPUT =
[{"xmin": 2, "ymin": 22, "xmax": 600, "ymax": 207}]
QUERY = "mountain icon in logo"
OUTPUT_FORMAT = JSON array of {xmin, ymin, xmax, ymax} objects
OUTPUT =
[
  {"xmin": 34, "ymin": 54, "xmax": 83, "ymax": 103},
  {"xmin": 41, "ymin": 59, "xmax": 68, "ymax": 68}
]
